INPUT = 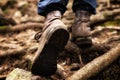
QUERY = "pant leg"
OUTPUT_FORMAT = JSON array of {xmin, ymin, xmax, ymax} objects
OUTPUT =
[
  {"xmin": 72, "ymin": 0, "xmax": 97, "ymax": 14},
  {"xmin": 38, "ymin": 0, "xmax": 69, "ymax": 16}
]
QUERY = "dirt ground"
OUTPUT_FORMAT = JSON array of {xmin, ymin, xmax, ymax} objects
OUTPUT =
[{"xmin": 0, "ymin": 0, "xmax": 120, "ymax": 80}]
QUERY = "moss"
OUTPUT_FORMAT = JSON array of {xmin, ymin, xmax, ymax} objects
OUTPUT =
[
  {"xmin": 0, "ymin": 26, "xmax": 7, "ymax": 30},
  {"xmin": 18, "ymin": 4, "xmax": 29, "ymax": 15},
  {"xmin": 102, "ymin": 19, "xmax": 120, "ymax": 26}
]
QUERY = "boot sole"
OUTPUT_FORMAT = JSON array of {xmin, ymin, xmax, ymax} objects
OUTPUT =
[
  {"xmin": 31, "ymin": 26, "xmax": 69, "ymax": 76},
  {"xmin": 76, "ymin": 37, "xmax": 92, "ymax": 49}
]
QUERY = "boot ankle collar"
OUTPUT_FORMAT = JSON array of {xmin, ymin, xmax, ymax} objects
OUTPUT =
[
  {"xmin": 75, "ymin": 10, "xmax": 91, "ymax": 21},
  {"xmin": 46, "ymin": 11, "xmax": 62, "ymax": 20},
  {"xmin": 76, "ymin": 10, "xmax": 90, "ymax": 15}
]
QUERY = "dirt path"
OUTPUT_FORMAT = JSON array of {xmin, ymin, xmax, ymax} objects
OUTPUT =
[{"xmin": 0, "ymin": 0, "xmax": 120, "ymax": 80}]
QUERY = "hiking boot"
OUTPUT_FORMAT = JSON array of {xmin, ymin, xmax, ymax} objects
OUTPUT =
[
  {"xmin": 31, "ymin": 11, "xmax": 69, "ymax": 76},
  {"xmin": 71, "ymin": 10, "xmax": 92, "ymax": 48}
]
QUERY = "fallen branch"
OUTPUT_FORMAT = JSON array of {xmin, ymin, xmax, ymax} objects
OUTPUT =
[
  {"xmin": 0, "ymin": 22, "xmax": 43, "ymax": 33},
  {"xmin": 67, "ymin": 43, "xmax": 120, "ymax": 80}
]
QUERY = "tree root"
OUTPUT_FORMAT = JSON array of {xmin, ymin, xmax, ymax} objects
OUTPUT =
[
  {"xmin": 67, "ymin": 43, "xmax": 120, "ymax": 80},
  {"xmin": 56, "ymin": 64, "xmax": 68, "ymax": 79},
  {"xmin": 0, "ymin": 47, "xmax": 27, "ymax": 58},
  {"xmin": 0, "ymin": 14, "xmax": 16, "ymax": 25},
  {"xmin": 0, "ymin": 22, "xmax": 43, "ymax": 33},
  {"xmin": 91, "ymin": 26, "xmax": 120, "ymax": 37},
  {"xmin": 0, "ymin": 75, "xmax": 6, "ymax": 80},
  {"xmin": 91, "ymin": 8, "xmax": 120, "ymax": 27}
]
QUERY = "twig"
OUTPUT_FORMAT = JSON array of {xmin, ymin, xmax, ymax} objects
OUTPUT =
[
  {"xmin": 56, "ymin": 64, "xmax": 67, "ymax": 79},
  {"xmin": 65, "ymin": 41, "xmax": 84, "ymax": 65}
]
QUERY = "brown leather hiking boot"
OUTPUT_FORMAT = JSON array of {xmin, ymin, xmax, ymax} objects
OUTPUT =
[
  {"xmin": 31, "ymin": 11, "xmax": 69, "ymax": 76},
  {"xmin": 71, "ymin": 10, "xmax": 92, "ymax": 48}
]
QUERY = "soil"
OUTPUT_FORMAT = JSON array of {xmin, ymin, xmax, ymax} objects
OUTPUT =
[{"xmin": 0, "ymin": 0, "xmax": 120, "ymax": 80}]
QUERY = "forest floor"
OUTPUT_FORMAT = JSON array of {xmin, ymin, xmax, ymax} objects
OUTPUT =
[{"xmin": 0, "ymin": 0, "xmax": 120, "ymax": 80}]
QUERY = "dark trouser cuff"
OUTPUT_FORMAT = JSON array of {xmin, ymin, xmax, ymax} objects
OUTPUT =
[
  {"xmin": 38, "ymin": 3, "xmax": 67, "ymax": 16},
  {"xmin": 72, "ymin": 0, "xmax": 96, "ymax": 14}
]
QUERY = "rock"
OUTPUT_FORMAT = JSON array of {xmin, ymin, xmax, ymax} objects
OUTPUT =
[
  {"xmin": 6, "ymin": 68, "xmax": 32, "ymax": 80},
  {"xmin": 13, "ymin": 11, "xmax": 22, "ymax": 23}
]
